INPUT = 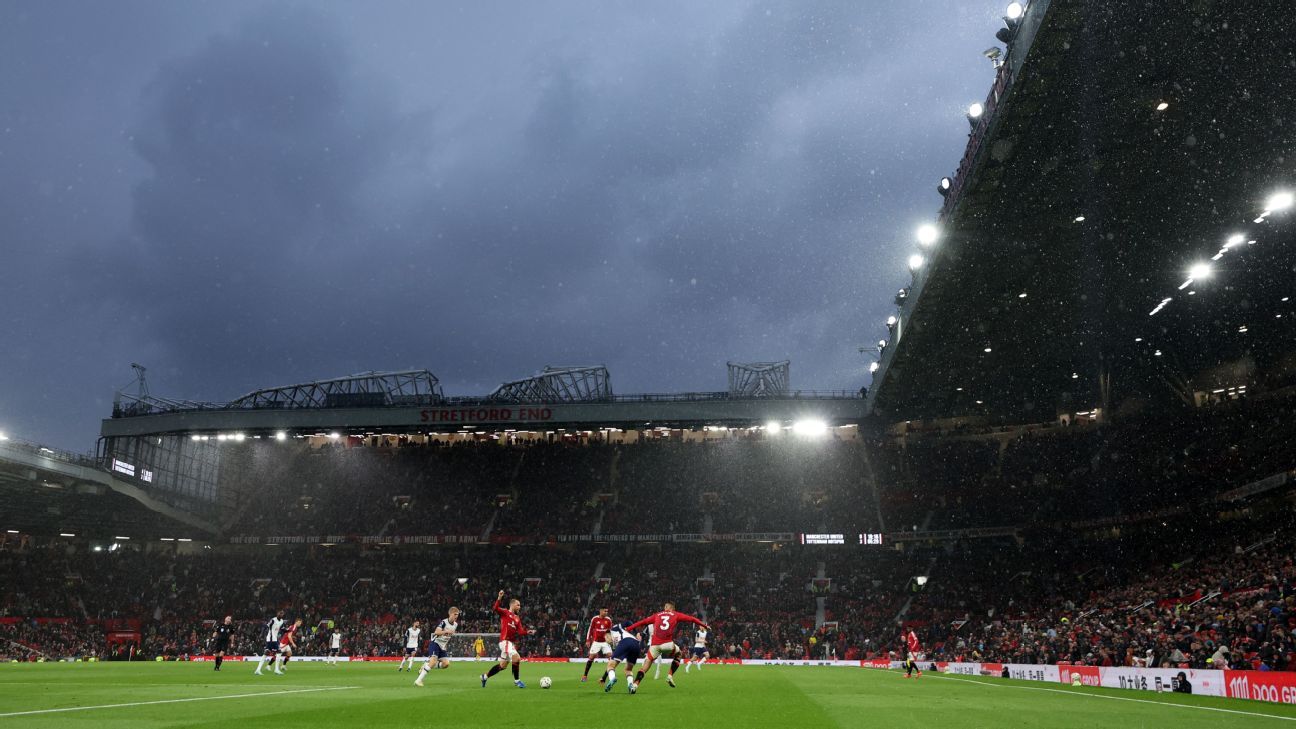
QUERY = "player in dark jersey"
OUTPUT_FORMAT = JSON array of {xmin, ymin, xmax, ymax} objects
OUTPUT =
[{"xmin": 211, "ymin": 615, "xmax": 234, "ymax": 671}]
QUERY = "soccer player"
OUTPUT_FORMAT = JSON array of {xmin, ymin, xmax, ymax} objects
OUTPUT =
[
  {"xmin": 253, "ymin": 610, "xmax": 286, "ymax": 675},
  {"xmin": 327, "ymin": 626, "xmax": 342, "ymax": 666},
  {"xmin": 211, "ymin": 615, "xmax": 233, "ymax": 671},
  {"xmin": 274, "ymin": 617, "xmax": 303, "ymax": 674},
  {"xmin": 397, "ymin": 620, "xmax": 422, "ymax": 672},
  {"xmin": 685, "ymin": 627, "xmax": 709, "ymax": 673},
  {"xmin": 415, "ymin": 607, "xmax": 460, "ymax": 687},
  {"xmin": 582, "ymin": 607, "xmax": 614, "ymax": 683},
  {"xmin": 902, "ymin": 627, "xmax": 922, "ymax": 678},
  {"xmin": 625, "ymin": 602, "xmax": 709, "ymax": 689},
  {"xmin": 480, "ymin": 590, "xmax": 527, "ymax": 688},
  {"xmin": 602, "ymin": 623, "xmax": 643, "ymax": 694}
]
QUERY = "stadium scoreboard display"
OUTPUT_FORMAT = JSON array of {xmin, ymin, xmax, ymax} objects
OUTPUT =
[{"xmin": 798, "ymin": 533, "xmax": 884, "ymax": 545}]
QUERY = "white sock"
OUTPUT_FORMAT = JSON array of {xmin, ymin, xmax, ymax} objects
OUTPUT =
[
  {"xmin": 418, "ymin": 663, "xmax": 430, "ymax": 679},
  {"xmin": 606, "ymin": 668, "xmax": 616, "ymax": 681},
  {"xmin": 274, "ymin": 655, "xmax": 283, "ymax": 670},
  {"xmin": 255, "ymin": 656, "xmax": 267, "ymax": 672}
]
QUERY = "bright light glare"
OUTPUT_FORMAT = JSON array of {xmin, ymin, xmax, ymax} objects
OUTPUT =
[
  {"xmin": 0, "ymin": 432, "xmax": 7, "ymax": 441},
  {"xmin": 1155, "ymin": 101, "xmax": 1169, "ymax": 111},
  {"xmin": 967, "ymin": 102, "xmax": 984, "ymax": 118},
  {"xmin": 916, "ymin": 224, "xmax": 939, "ymax": 246},
  {"xmin": 1225, "ymin": 233, "xmax": 1244, "ymax": 248},
  {"xmin": 792, "ymin": 420, "xmax": 828, "ymax": 437},
  {"xmin": 1188, "ymin": 262, "xmax": 1212, "ymax": 280},
  {"xmin": 233, "ymin": 433, "xmax": 246, "ymax": 442},
  {"xmin": 886, "ymin": 315, "xmax": 898, "ymax": 326},
  {"xmin": 915, "ymin": 575, "xmax": 929, "ymax": 586},
  {"xmin": 328, "ymin": 432, "xmax": 340, "ymax": 440},
  {"xmin": 765, "ymin": 421, "xmax": 782, "ymax": 432},
  {"xmin": 1005, "ymin": 2, "xmax": 1024, "ymax": 20},
  {"xmin": 1266, "ymin": 191, "xmax": 1293, "ymax": 212},
  {"xmin": 908, "ymin": 254, "xmax": 925, "ymax": 270},
  {"xmin": 869, "ymin": 361, "xmax": 880, "ymax": 373},
  {"xmin": 275, "ymin": 431, "xmax": 287, "ymax": 441}
]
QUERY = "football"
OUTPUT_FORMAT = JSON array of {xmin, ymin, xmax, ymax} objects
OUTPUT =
[{"xmin": 540, "ymin": 676, "xmax": 552, "ymax": 689}]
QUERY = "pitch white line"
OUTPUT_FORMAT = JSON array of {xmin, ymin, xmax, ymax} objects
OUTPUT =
[
  {"xmin": 927, "ymin": 673, "xmax": 1296, "ymax": 722},
  {"xmin": 0, "ymin": 685, "xmax": 359, "ymax": 718}
]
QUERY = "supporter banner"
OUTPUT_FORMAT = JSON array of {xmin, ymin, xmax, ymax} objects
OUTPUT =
[
  {"xmin": 1225, "ymin": 670, "xmax": 1296, "ymax": 704},
  {"xmin": 555, "ymin": 532, "xmax": 797, "ymax": 544},
  {"xmin": 229, "ymin": 535, "xmax": 481, "ymax": 545}
]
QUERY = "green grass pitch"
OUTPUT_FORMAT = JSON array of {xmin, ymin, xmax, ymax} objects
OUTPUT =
[{"xmin": 1, "ymin": 661, "xmax": 1293, "ymax": 728}]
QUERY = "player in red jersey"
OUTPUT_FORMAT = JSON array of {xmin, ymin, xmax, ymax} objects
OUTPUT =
[
  {"xmin": 902, "ymin": 627, "xmax": 922, "ymax": 678},
  {"xmin": 625, "ymin": 602, "xmax": 709, "ymax": 689},
  {"xmin": 480, "ymin": 590, "xmax": 528, "ymax": 688},
  {"xmin": 582, "ymin": 607, "xmax": 614, "ymax": 683},
  {"xmin": 274, "ymin": 618, "xmax": 303, "ymax": 674}
]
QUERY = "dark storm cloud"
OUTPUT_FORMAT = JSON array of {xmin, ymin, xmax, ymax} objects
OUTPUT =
[{"xmin": 0, "ymin": 1, "xmax": 999, "ymax": 446}]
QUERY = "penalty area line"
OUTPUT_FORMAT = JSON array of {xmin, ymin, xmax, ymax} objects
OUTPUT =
[
  {"xmin": 926, "ymin": 674, "xmax": 1296, "ymax": 722},
  {"xmin": 0, "ymin": 685, "xmax": 359, "ymax": 719}
]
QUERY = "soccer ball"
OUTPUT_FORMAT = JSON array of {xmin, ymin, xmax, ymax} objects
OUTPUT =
[{"xmin": 540, "ymin": 676, "xmax": 552, "ymax": 689}]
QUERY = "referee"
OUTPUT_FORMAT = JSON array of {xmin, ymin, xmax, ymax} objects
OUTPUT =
[{"xmin": 212, "ymin": 616, "xmax": 234, "ymax": 671}]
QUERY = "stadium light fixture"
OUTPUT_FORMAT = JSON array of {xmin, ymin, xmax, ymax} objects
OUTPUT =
[
  {"xmin": 59, "ymin": 533, "xmax": 75, "ymax": 538},
  {"xmin": 966, "ymin": 102, "xmax": 984, "ymax": 127},
  {"xmin": 1188, "ymin": 262, "xmax": 1212, "ymax": 281},
  {"xmin": 886, "ymin": 315, "xmax": 898, "ymax": 327},
  {"xmin": 1005, "ymin": 2, "xmax": 1024, "ymax": 20},
  {"xmin": 869, "ymin": 362, "xmax": 880, "ymax": 373},
  {"xmin": 5, "ymin": 530, "xmax": 17, "ymax": 534},
  {"xmin": 233, "ymin": 433, "xmax": 246, "ymax": 442},
  {"xmin": 1224, "ymin": 233, "xmax": 1245, "ymax": 249},
  {"xmin": 908, "ymin": 254, "xmax": 925, "ymax": 271},
  {"xmin": 216, "ymin": 434, "xmax": 228, "ymax": 442},
  {"xmin": 1071, "ymin": 373, "xmax": 1079, "ymax": 379},
  {"xmin": 764, "ymin": 421, "xmax": 782, "ymax": 433},
  {"xmin": 93, "ymin": 545, "xmax": 103, "ymax": 552},
  {"xmin": 0, "ymin": 431, "xmax": 7, "ymax": 441},
  {"xmin": 328, "ymin": 432, "xmax": 340, "ymax": 440},
  {"xmin": 792, "ymin": 419, "xmax": 828, "ymax": 437},
  {"xmin": 115, "ymin": 536, "xmax": 130, "ymax": 540},
  {"xmin": 983, "ymin": 347, "xmax": 993, "ymax": 353},
  {"xmin": 915, "ymin": 575, "xmax": 929, "ymax": 586},
  {"xmin": 937, "ymin": 177, "xmax": 952, "ymax": 196},
  {"xmin": 160, "ymin": 538, "xmax": 174, "ymax": 542},
  {"xmin": 178, "ymin": 538, "xmax": 192, "ymax": 542},
  {"xmin": 975, "ymin": 400, "xmax": 984, "ymax": 404},
  {"xmin": 1155, "ymin": 101, "xmax": 1169, "ymax": 111},
  {"xmin": 916, "ymin": 224, "xmax": 939, "ymax": 247},
  {"xmin": 1018, "ymin": 292, "xmax": 1027, "ymax": 298},
  {"xmin": 1073, "ymin": 215, "xmax": 1085, "ymax": 223},
  {"xmin": 878, "ymin": 339, "xmax": 888, "ymax": 350},
  {"xmin": 275, "ymin": 431, "xmax": 287, "ymax": 441},
  {"xmin": 1266, "ymin": 190, "xmax": 1293, "ymax": 213}
]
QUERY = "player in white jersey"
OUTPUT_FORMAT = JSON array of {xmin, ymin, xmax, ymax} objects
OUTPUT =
[
  {"xmin": 415, "ymin": 607, "xmax": 460, "ymax": 687},
  {"xmin": 253, "ymin": 610, "xmax": 286, "ymax": 675},
  {"xmin": 398, "ymin": 620, "xmax": 422, "ymax": 672},
  {"xmin": 685, "ymin": 628, "xmax": 709, "ymax": 672},
  {"xmin": 327, "ymin": 627, "xmax": 343, "ymax": 666}
]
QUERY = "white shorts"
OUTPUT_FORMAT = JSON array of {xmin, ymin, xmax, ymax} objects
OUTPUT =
[
  {"xmin": 588, "ymin": 641, "xmax": 612, "ymax": 657},
  {"xmin": 279, "ymin": 644, "xmax": 293, "ymax": 656},
  {"xmin": 648, "ymin": 643, "xmax": 677, "ymax": 659},
  {"xmin": 498, "ymin": 640, "xmax": 520, "ymax": 661}
]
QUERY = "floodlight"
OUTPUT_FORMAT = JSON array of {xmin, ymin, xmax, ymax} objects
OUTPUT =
[
  {"xmin": 937, "ymin": 177, "xmax": 952, "ymax": 196},
  {"xmin": 869, "ymin": 362, "xmax": 880, "ymax": 373},
  {"xmin": 886, "ymin": 315, "xmax": 898, "ymax": 327},
  {"xmin": 329, "ymin": 432, "xmax": 340, "ymax": 440},
  {"xmin": 1005, "ymin": 2, "xmax": 1024, "ymax": 20},
  {"xmin": 1156, "ymin": 101, "xmax": 1170, "ymax": 111},
  {"xmin": 1266, "ymin": 191, "xmax": 1294, "ymax": 212},
  {"xmin": 967, "ymin": 102, "xmax": 984, "ymax": 119},
  {"xmin": 0, "ymin": 432, "xmax": 7, "ymax": 441},
  {"xmin": 765, "ymin": 421, "xmax": 782, "ymax": 432},
  {"xmin": 908, "ymin": 254, "xmax": 925, "ymax": 270},
  {"xmin": 1188, "ymin": 262, "xmax": 1212, "ymax": 280},
  {"xmin": 1225, "ymin": 234, "xmax": 1244, "ymax": 248},
  {"xmin": 878, "ymin": 339, "xmax": 888, "ymax": 349},
  {"xmin": 982, "ymin": 47, "xmax": 1002, "ymax": 61},
  {"xmin": 916, "ymin": 224, "xmax": 939, "ymax": 246},
  {"xmin": 792, "ymin": 420, "xmax": 828, "ymax": 437},
  {"xmin": 915, "ymin": 575, "xmax": 929, "ymax": 586},
  {"xmin": 275, "ymin": 431, "xmax": 287, "ymax": 441}
]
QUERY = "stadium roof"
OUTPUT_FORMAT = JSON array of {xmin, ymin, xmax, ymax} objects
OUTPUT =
[{"xmin": 868, "ymin": 0, "xmax": 1296, "ymax": 421}]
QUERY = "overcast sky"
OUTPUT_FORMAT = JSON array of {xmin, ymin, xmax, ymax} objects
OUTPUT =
[{"xmin": 1, "ymin": 0, "xmax": 1003, "ymax": 449}]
